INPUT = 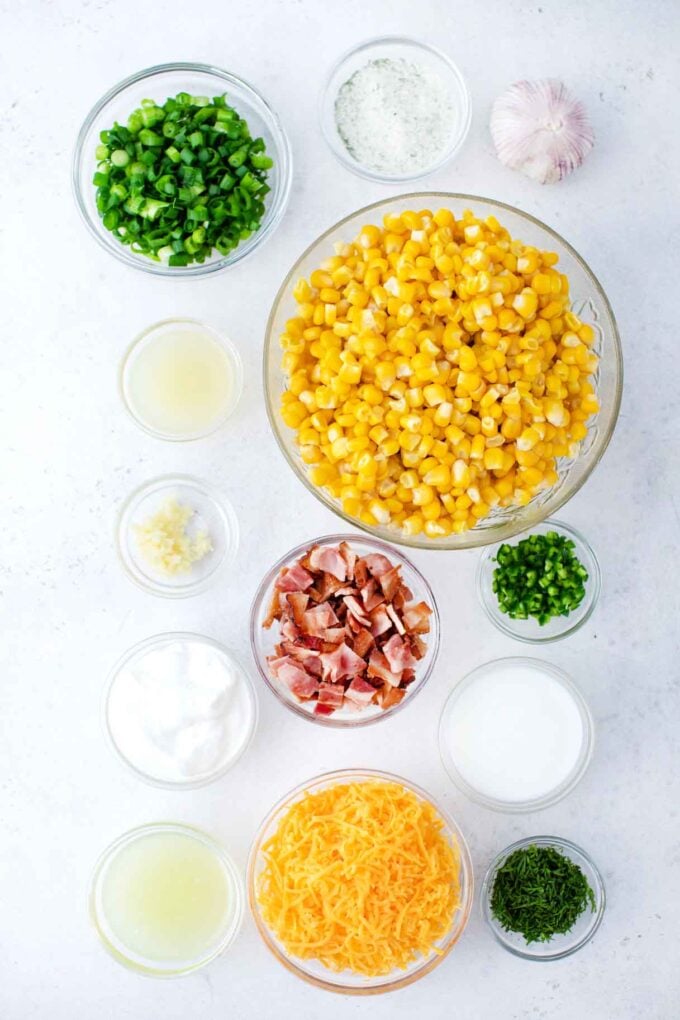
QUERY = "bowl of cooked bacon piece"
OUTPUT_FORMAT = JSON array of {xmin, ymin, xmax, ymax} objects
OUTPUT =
[{"xmin": 250, "ymin": 534, "xmax": 440, "ymax": 726}]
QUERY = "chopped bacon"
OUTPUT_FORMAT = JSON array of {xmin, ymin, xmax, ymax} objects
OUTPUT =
[
  {"xmin": 360, "ymin": 578, "xmax": 384, "ymax": 613},
  {"xmin": 343, "ymin": 595, "xmax": 372, "ymax": 628},
  {"xmin": 385, "ymin": 603, "xmax": 406, "ymax": 636},
  {"xmin": 262, "ymin": 541, "xmax": 432, "ymax": 717},
  {"xmin": 351, "ymin": 628, "xmax": 374, "ymax": 659},
  {"xmin": 276, "ymin": 563, "xmax": 314, "ymax": 593},
  {"xmin": 286, "ymin": 592, "xmax": 309, "ymax": 627},
  {"xmin": 303, "ymin": 603, "xmax": 340, "ymax": 637},
  {"xmin": 361, "ymin": 553, "xmax": 394, "ymax": 578},
  {"xmin": 321, "ymin": 642, "xmax": 366, "ymax": 683},
  {"xmin": 308, "ymin": 545, "xmax": 347, "ymax": 581},
  {"xmin": 402, "ymin": 602, "xmax": 432, "ymax": 634},
  {"xmin": 338, "ymin": 541, "xmax": 357, "ymax": 580},
  {"xmin": 378, "ymin": 567, "xmax": 401, "ymax": 602},
  {"xmin": 370, "ymin": 605, "xmax": 392, "ymax": 637},
  {"xmin": 345, "ymin": 677, "xmax": 378, "ymax": 705},
  {"xmin": 317, "ymin": 682, "xmax": 345, "ymax": 708},
  {"xmin": 367, "ymin": 648, "xmax": 402, "ymax": 687},
  {"xmin": 383, "ymin": 634, "xmax": 417, "ymax": 673}
]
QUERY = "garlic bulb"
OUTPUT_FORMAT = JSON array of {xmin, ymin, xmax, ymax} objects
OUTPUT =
[{"xmin": 490, "ymin": 79, "xmax": 594, "ymax": 184}]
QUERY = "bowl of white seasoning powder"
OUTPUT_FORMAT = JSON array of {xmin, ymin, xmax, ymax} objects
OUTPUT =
[
  {"xmin": 321, "ymin": 37, "xmax": 471, "ymax": 182},
  {"xmin": 104, "ymin": 633, "xmax": 258, "ymax": 789}
]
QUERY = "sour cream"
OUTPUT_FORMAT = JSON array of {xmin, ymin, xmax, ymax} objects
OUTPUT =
[
  {"xmin": 439, "ymin": 658, "xmax": 591, "ymax": 808},
  {"xmin": 106, "ymin": 635, "xmax": 256, "ymax": 786}
]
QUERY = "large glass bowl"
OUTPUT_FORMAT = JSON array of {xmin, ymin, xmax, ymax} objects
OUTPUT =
[
  {"xmin": 264, "ymin": 193, "xmax": 623, "ymax": 549},
  {"xmin": 249, "ymin": 533, "xmax": 440, "ymax": 728},
  {"xmin": 73, "ymin": 62, "xmax": 292, "ymax": 276},
  {"xmin": 247, "ymin": 769, "xmax": 473, "ymax": 994}
]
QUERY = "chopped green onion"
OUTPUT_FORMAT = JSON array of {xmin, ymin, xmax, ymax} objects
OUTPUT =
[{"xmin": 92, "ymin": 92, "xmax": 272, "ymax": 264}]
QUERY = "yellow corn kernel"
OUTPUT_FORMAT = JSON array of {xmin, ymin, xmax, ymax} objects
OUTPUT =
[
  {"xmin": 452, "ymin": 459, "xmax": 471, "ymax": 487},
  {"xmin": 513, "ymin": 288, "xmax": 538, "ymax": 319},
  {"xmin": 483, "ymin": 447, "xmax": 505, "ymax": 471},
  {"xmin": 412, "ymin": 484, "xmax": 435, "ymax": 506},
  {"xmin": 403, "ymin": 513, "xmax": 424, "ymax": 535},
  {"xmin": 423, "ymin": 464, "xmax": 450, "ymax": 488}
]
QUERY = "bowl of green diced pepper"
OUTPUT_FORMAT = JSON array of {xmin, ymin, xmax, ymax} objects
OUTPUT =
[
  {"xmin": 73, "ymin": 62, "xmax": 292, "ymax": 275},
  {"xmin": 476, "ymin": 519, "xmax": 601, "ymax": 643}
]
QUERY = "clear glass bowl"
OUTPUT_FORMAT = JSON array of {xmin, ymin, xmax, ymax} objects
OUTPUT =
[
  {"xmin": 116, "ymin": 474, "xmax": 239, "ymax": 598},
  {"xmin": 476, "ymin": 519, "xmax": 601, "ymax": 643},
  {"xmin": 249, "ymin": 533, "xmax": 440, "ymax": 727},
  {"xmin": 120, "ymin": 318, "xmax": 243, "ymax": 442},
  {"xmin": 264, "ymin": 193, "xmax": 623, "ymax": 550},
  {"xmin": 247, "ymin": 769, "xmax": 473, "ymax": 993},
  {"xmin": 320, "ymin": 37, "xmax": 471, "ymax": 182},
  {"xmin": 73, "ymin": 62, "xmax": 292, "ymax": 276},
  {"xmin": 438, "ymin": 657, "xmax": 594, "ymax": 812},
  {"xmin": 481, "ymin": 835, "xmax": 606, "ymax": 960},
  {"xmin": 89, "ymin": 822, "xmax": 244, "ymax": 976},
  {"xmin": 103, "ymin": 632, "xmax": 258, "ymax": 789}
]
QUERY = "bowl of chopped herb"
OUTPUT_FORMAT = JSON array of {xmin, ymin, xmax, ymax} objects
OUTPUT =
[
  {"xmin": 476, "ymin": 519, "xmax": 601, "ymax": 642},
  {"xmin": 481, "ymin": 835, "xmax": 606, "ymax": 960},
  {"xmin": 73, "ymin": 62, "xmax": 292, "ymax": 275}
]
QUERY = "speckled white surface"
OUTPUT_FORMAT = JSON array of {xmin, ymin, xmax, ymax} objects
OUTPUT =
[{"xmin": 1, "ymin": 1, "xmax": 679, "ymax": 1017}]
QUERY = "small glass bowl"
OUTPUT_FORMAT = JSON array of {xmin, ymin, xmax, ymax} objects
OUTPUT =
[
  {"xmin": 103, "ymin": 632, "xmax": 258, "ymax": 789},
  {"xmin": 73, "ymin": 62, "xmax": 292, "ymax": 276},
  {"xmin": 320, "ymin": 37, "xmax": 471, "ymax": 182},
  {"xmin": 89, "ymin": 822, "xmax": 244, "ymax": 976},
  {"xmin": 116, "ymin": 474, "xmax": 238, "ymax": 598},
  {"xmin": 120, "ymin": 318, "xmax": 243, "ymax": 442},
  {"xmin": 477, "ymin": 519, "xmax": 601, "ymax": 643},
  {"xmin": 438, "ymin": 657, "xmax": 594, "ymax": 812},
  {"xmin": 481, "ymin": 835, "xmax": 606, "ymax": 960},
  {"xmin": 249, "ymin": 533, "xmax": 440, "ymax": 727},
  {"xmin": 247, "ymin": 769, "xmax": 473, "ymax": 993}
]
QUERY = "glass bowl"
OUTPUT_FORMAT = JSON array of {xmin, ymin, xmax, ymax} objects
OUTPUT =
[
  {"xmin": 103, "ymin": 632, "xmax": 258, "ymax": 789},
  {"xmin": 89, "ymin": 822, "xmax": 244, "ymax": 976},
  {"xmin": 120, "ymin": 318, "xmax": 243, "ymax": 442},
  {"xmin": 320, "ymin": 37, "xmax": 471, "ymax": 182},
  {"xmin": 481, "ymin": 835, "xmax": 606, "ymax": 960},
  {"xmin": 264, "ymin": 193, "xmax": 623, "ymax": 550},
  {"xmin": 438, "ymin": 657, "xmax": 594, "ymax": 812},
  {"xmin": 73, "ymin": 62, "xmax": 292, "ymax": 276},
  {"xmin": 249, "ymin": 533, "xmax": 440, "ymax": 727},
  {"xmin": 247, "ymin": 769, "xmax": 473, "ymax": 993},
  {"xmin": 477, "ymin": 518, "xmax": 601, "ymax": 643},
  {"xmin": 116, "ymin": 474, "xmax": 239, "ymax": 598}
]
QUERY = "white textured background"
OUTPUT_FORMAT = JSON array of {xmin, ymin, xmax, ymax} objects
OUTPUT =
[{"xmin": 1, "ymin": 1, "xmax": 679, "ymax": 1017}]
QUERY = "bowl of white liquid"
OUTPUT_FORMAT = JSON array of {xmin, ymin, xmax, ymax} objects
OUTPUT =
[
  {"xmin": 438, "ymin": 657, "xmax": 593, "ymax": 812},
  {"xmin": 120, "ymin": 318, "xmax": 243, "ymax": 441}
]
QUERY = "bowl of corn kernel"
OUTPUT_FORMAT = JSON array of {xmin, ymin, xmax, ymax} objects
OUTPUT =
[{"xmin": 265, "ymin": 194, "xmax": 622, "ymax": 549}]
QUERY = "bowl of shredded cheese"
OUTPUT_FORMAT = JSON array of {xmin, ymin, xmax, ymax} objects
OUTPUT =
[{"xmin": 247, "ymin": 769, "xmax": 473, "ymax": 993}]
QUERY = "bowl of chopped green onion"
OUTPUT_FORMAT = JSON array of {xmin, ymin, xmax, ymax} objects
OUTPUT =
[
  {"xmin": 476, "ymin": 519, "xmax": 601, "ymax": 642},
  {"xmin": 73, "ymin": 62, "xmax": 292, "ymax": 275},
  {"xmin": 481, "ymin": 835, "xmax": 606, "ymax": 960}
]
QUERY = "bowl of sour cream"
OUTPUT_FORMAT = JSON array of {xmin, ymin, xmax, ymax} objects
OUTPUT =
[
  {"xmin": 438, "ymin": 657, "xmax": 594, "ymax": 812},
  {"xmin": 104, "ymin": 633, "xmax": 258, "ymax": 789}
]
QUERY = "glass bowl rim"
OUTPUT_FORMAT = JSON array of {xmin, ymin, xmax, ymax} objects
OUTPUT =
[
  {"xmin": 438, "ymin": 655, "xmax": 595, "ymax": 812},
  {"xmin": 319, "ymin": 36, "xmax": 472, "ymax": 183},
  {"xmin": 480, "ymin": 833, "xmax": 606, "ymax": 960},
  {"xmin": 89, "ymin": 820, "xmax": 245, "ymax": 976},
  {"xmin": 102, "ymin": 631, "xmax": 258, "ymax": 789},
  {"xmin": 476, "ymin": 518, "xmax": 602, "ymax": 644},
  {"xmin": 115, "ymin": 472, "xmax": 239, "ymax": 598},
  {"xmin": 119, "ymin": 316, "xmax": 244, "ymax": 442},
  {"xmin": 263, "ymin": 191, "xmax": 623, "ymax": 551},
  {"xmin": 248, "ymin": 531, "xmax": 441, "ymax": 728},
  {"xmin": 246, "ymin": 766, "xmax": 474, "ymax": 993},
  {"xmin": 72, "ymin": 60, "xmax": 293, "ymax": 277}
]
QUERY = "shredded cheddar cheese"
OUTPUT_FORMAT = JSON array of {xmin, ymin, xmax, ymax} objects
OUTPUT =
[{"xmin": 257, "ymin": 780, "xmax": 461, "ymax": 976}]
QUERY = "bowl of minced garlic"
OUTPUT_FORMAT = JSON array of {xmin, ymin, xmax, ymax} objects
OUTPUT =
[
  {"xmin": 248, "ymin": 770, "xmax": 473, "ymax": 993},
  {"xmin": 265, "ymin": 195, "xmax": 622, "ymax": 550}
]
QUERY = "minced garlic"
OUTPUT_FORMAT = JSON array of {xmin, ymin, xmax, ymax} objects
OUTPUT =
[{"xmin": 134, "ymin": 498, "xmax": 212, "ymax": 575}]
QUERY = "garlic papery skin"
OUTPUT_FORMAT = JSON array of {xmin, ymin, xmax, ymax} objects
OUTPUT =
[{"xmin": 490, "ymin": 79, "xmax": 594, "ymax": 184}]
